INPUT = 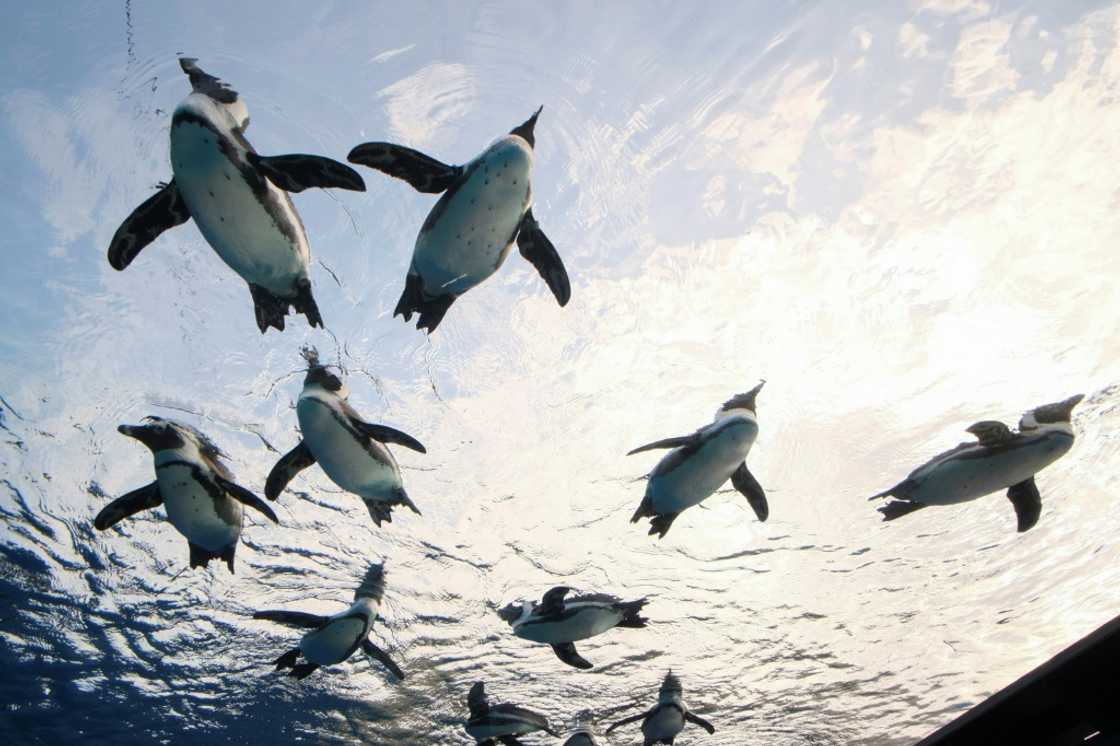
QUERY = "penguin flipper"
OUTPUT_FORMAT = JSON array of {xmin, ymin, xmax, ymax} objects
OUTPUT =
[
  {"xmin": 347, "ymin": 142, "xmax": 462, "ymax": 193},
  {"xmin": 216, "ymin": 476, "xmax": 278, "ymax": 523},
  {"xmin": 253, "ymin": 610, "xmax": 330, "ymax": 629},
  {"xmin": 731, "ymin": 462, "xmax": 768, "ymax": 522},
  {"xmin": 468, "ymin": 682, "xmax": 490, "ymax": 717},
  {"xmin": 246, "ymin": 152, "xmax": 365, "ymax": 193},
  {"xmin": 265, "ymin": 441, "xmax": 317, "ymax": 501},
  {"xmin": 551, "ymin": 642, "xmax": 593, "ymax": 670},
  {"xmin": 1007, "ymin": 477, "xmax": 1042, "ymax": 532},
  {"xmin": 539, "ymin": 586, "xmax": 571, "ymax": 614},
  {"xmin": 94, "ymin": 482, "xmax": 163, "ymax": 530},
  {"xmin": 288, "ymin": 662, "xmax": 319, "ymax": 680},
  {"xmin": 878, "ymin": 500, "xmax": 926, "ymax": 521},
  {"xmin": 516, "ymin": 208, "xmax": 571, "ymax": 307},
  {"xmin": 361, "ymin": 639, "xmax": 405, "ymax": 680},
  {"xmin": 685, "ymin": 712, "xmax": 716, "ymax": 734},
  {"xmin": 108, "ymin": 180, "xmax": 191, "ymax": 270},
  {"xmin": 627, "ymin": 435, "xmax": 695, "ymax": 456},
  {"xmin": 350, "ymin": 420, "xmax": 427, "ymax": 454},
  {"xmin": 605, "ymin": 711, "xmax": 649, "ymax": 734}
]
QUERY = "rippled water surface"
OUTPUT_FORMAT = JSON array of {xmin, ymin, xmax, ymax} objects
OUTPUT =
[{"xmin": 3, "ymin": 2, "xmax": 1120, "ymax": 744}]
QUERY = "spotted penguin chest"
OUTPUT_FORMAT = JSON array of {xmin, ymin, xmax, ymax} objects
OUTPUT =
[
  {"xmin": 300, "ymin": 616, "xmax": 368, "ymax": 665},
  {"xmin": 413, "ymin": 138, "xmax": 532, "ymax": 296},
  {"xmin": 911, "ymin": 435, "xmax": 1072, "ymax": 506},
  {"xmin": 156, "ymin": 463, "xmax": 241, "ymax": 551},
  {"xmin": 649, "ymin": 426, "xmax": 754, "ymax": 514},
  {"xmin": 297, "ymin": 398, "xmax": 401, "ymax": 497},
  {"xmin": 516, "ymin": 606, "xmax": 622, "ymax": 643},
  {"xmin": 169, "ymin": 117, "xmax": 310, "ymax": 296}
]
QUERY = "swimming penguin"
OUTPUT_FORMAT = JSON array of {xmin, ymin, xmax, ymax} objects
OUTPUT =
[
  {"xmin": 497, "ymin": 585, "xmax": 648, "ymax": 669},
  {"xmin": 348, "ymin": 107, "xmax": 570, "ymax": 332},
  {"xmin": 253, "ymin": 563, "xmax": 404, "ymax": 681},
  {"xmin": 464, "ymin": 681, "xmax": 560, "ymax": 745},
  {"xmin": 563, "ymin": 728, "xmax": 600, "ymax": 746},
  {"xmin": 628, "ymin": 381, "xmax": 768, "ymax": 538},
  {"xmin": 93, "ymin": 417, "xmax": 277, "ymax": 572},
  {"xmin": 108, "ymin": 57, "xmax": 365, "ymax": 333},
  {"xmin": 605, "ymin": 671, "xmax": 716, "ymax": 745},
  {"xmin": 265, "ymin": 348, "xmax": 426, "ymax": 527},
  {"xmin": 869, "ymin": 394, "xmax": 1084, "ymax": 532}
]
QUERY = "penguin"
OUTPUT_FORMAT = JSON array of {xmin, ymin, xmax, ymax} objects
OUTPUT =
[
  {"xmin": 563, "ymin": 729, "xmax": 600, "ymax": 746},
  {"xmin": 628, "ymin": 381, "xmax": 768, "ymax": 538},
  {"xmin": 348, "ymin": 107, "xmax": 570, "ymax": 333},
  {"xmin": 265, "ymin": 348, "xmax": 426, "ymax": 527},
  {"xmin": 465, "ymin": 681, "xmax": 560, "ymax": 745},
  {"xmin": 605, "ymin": 671, "xmax": 716, "ymax": 745},
  {"xmin": 869, "ymin": 394, "xmax": 1084, "ymax": 532},
  {"xmin": 107, "ymin": 57, "xmax": 366, "ymax": 333},
  {"xmin": 93, "ymin": 417, "xmax": 277, "ymax": 572},
  {"xmin": 253, "ymin": 563, "xmax": 403, "ymax": 680},
  {"xmin": 497, "ymin": 585, "xmax": 648, "ymax": 669}
]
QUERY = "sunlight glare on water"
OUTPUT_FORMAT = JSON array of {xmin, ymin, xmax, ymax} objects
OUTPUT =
[{"xmin": 1, "ymin": 1, "xmax": 1119, "ymax": 744}]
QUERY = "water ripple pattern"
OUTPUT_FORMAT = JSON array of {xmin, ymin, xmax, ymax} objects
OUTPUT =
[{"xmin": 2, "ymin": 2, "xmax": 1119, "ymax": 744}]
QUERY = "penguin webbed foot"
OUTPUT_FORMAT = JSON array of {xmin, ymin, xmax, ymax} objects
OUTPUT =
[
  {"xmin": 616, "ymin": 598, "xmax": 649, "ymax": 628},
  {"xmin": 647, "ymin": 513, "xmax": 678, "ymax": 538},
  {"xmin": 249, "ymin": 281, "xmax": 323, "ymax": 334},
  {"xmin": 273, "ymin": 648, "xmax": 300, "ymax": 671},
  {"xmin": 288, "ymin": 662, "xmax": 319, "ymax": 680},
  {"xmin": 878, "ymin": 500, "xmax": 926, "ymax": 521}
]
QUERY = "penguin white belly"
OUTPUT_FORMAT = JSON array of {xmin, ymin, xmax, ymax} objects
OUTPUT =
[
  {"xmin": 413, "ymin": 138, "xmax": 532, "ymax": 296},
  {"xmin": 643, "ymin": 707, "xmax": 684, "ymax": 740},
  {"xmin": 169, "ymin": 116, "xmax": 309, "ymax": 297},
  {"xmin": 297, "ymin": 398, "xmax": 402, "ymax": 499},
  {"xmin": 649, "ymin": 425, "xmax": 755, "ymax": 514},
  {"xmin": 300, "ymin": 616, "xmax": 368, "ymax": 665},
  {"xmin": 516, "ymin": 606, "xmax": 622, "ymax": 643},
  {"xmin": 911, "ymin": 434, "xmax": 1073, "ymax": 506},
  {"xmin": 156, "ymin": 464, "xmax": 240, "ymax": 551}
]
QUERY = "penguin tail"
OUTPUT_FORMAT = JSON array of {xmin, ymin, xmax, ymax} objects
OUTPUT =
[
  {"xmin": 879, "ymin": 500, "xmax": 927, "ymax": 521},
  {"xmin": 630, "ymin": 494, "xmax": 652, "ymax": 523},
  {"xmin": 616, "ymin": 598, "xmax": 649, "ymax": 628},
  {"xmin": 292, "ymin": 277, "xmax": 323, "ymax": 329},
  {"xmin": 395, "ymin": 488, "xmax": 422, "ymax": 517}
]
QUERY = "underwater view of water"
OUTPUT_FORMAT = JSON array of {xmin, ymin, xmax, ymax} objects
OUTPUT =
[{"xmin": 2, "ymin": 1, "xmax": 1119, "ymax": 744}]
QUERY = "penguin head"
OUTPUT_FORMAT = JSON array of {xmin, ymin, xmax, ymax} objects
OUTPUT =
[
  {"xmin": 301, "ymin": 347, "xmax": 348, "ymax": 398},
  {"xmin": 658, "ymin": 670, "xmax": 683, "ymax": 703},
  {"xmin": 509, "ymin": 106, "xmax": 543, "ymax": 148},
  {"xmin": 717, "ymin": 380, "xmax": 766, "ymax": 420},
  {"xmin": 354, "ymin": 563, "xmax": 386, "ymax": 603},
  {"xmin": 179, "ymin": 57, "xmax": 250, "ymax": 131},
  {"xmin": 496, "ymin": 600, "xmax": 532, "ymax": 625},
  {"xmin": 1019, "ymin": 393, "xmax": 1084, "ymax": 432},
  {"xmin": 118, "ymin": 417, "xmax": 187, "ymax": 452}
]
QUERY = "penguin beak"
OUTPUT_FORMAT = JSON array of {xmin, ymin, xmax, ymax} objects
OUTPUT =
[
  {"xmin": 510, "ymin": 105, "xmax": 543, "ymax": 148},
  {"xmin": 1029, "ymin": 393, "xmax": 1085, "ymax": 423},
  {"xmin": 1055, "ymin": 393, "xmax": 1085, "ymax": 419},
  {"xmin": 742, "ymin": 379, "xmax": 766, "ymax": 410},
  {"xmin": 118, "ymin": 423, "xmax": 161, "ymax": 448}
]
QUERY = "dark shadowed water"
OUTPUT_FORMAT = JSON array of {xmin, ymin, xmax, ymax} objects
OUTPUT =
[{"xmin": 2, "ymin": 1, "xmax": 1119, "ymax": 744}]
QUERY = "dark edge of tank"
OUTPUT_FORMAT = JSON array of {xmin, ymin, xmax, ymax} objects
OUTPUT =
[{"xmin": 913, "ymin": 613, "xmax": 1120, "ymax": 746}]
